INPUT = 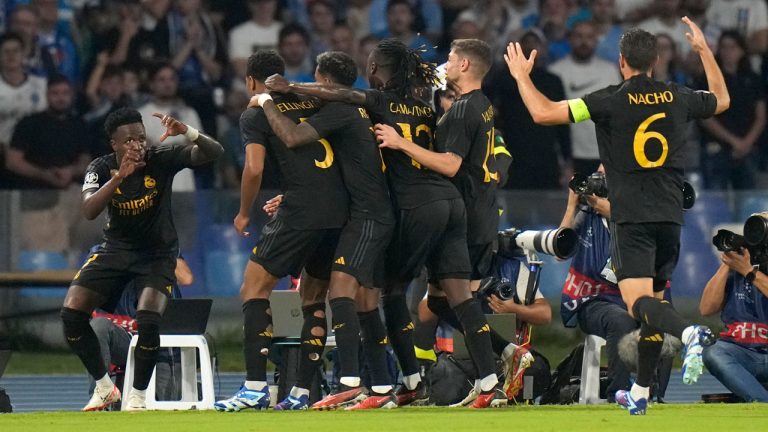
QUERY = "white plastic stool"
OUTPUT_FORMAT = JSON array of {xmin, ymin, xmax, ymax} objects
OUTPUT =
[
  {"xmin": 579, "ymin": 334, "xmax": 606, "ymax": 405},
  {"xmin": 121, "ymin": 334, "xmax": 215, "ymax": 410}
]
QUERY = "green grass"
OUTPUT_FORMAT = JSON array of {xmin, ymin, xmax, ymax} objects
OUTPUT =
[{"xmin": 2, "ymin": 404, "xmax": 767, "ymax": 432}]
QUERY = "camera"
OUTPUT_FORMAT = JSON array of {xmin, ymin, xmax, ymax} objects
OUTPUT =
[
  {"xmin": 477, "ymin": 276, "xmax": 517, "ymax": 302},
  {"xmin": 498, "ymin": 227, "xmax": 578, "ymax": 260},
  {"xmin": 713, "ymin": 213, "xmax": 768, "ymax": 264},
  {"xmin": 569, "ymin": 172, "xmax": 696, "ymax": 210}
]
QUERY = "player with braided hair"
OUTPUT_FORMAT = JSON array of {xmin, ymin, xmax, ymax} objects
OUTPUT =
[{"xmin": 267, "ymin": 38, "xmax": 503, "ymax": 409}]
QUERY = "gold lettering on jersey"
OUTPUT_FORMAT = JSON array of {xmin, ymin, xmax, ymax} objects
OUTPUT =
[
  {"xmin": 389, "ymin": 103, "xmax": 433, "ymax": 118},
  {"xmin": 111, "ymin": 190, "xmax": 159, "ymax": 216},
  {"xmin": 275, "ymin": 100, "xmax": 321, "ymax": 113},
  {"xmin": 481, "ymin": 105, "xmax": 494, "ymax": 123},
  {"xmin": 627, "ymin": 91, "xmax": 674, "ymax": 105},
  {"xmin": 358, "ymin": 108, "xmax": 370, "ymax": 119}
]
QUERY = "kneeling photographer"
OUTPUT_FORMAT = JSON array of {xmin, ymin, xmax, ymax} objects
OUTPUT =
[{"xmin": 701, "ymin": 215, "xmax": 768, "ymax": 402}]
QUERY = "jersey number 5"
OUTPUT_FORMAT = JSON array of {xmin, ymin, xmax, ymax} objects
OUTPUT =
[
  {"xmin": 299, "ymin": 117, "xmax": 334, "ymax": 169},
  {"xmin": 633, "ymin": 113, "xmax": 668, "ymax": 168}
]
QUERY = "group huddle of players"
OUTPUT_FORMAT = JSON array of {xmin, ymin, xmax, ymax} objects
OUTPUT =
[{"xmin": 64, "ymin": 15, "xmax": 730, "ymax": 416}]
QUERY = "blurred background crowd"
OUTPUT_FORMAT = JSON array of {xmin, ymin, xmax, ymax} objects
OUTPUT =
[{"xmin": 0, "ymin": 0, "xmax": 766, "ymax": 194}]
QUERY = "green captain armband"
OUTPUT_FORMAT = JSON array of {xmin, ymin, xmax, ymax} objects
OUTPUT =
[{"xmin": 568, "ymin": 98, "xmax": 591, "ymax": 123}]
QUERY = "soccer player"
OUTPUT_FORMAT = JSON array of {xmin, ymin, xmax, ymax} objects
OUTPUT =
[
  {"xmin": 267, "ymin": 38, "xmax": 505, "ymax": 408},
  {"xmin": 214, "ymin": 50, "xmax": 350, "ymax": 412},
  {"xmin": 250, "ymin": 51, "xmax": 395, "ymax": 410},
  {"xmin": 376, "ymin": 39, "xmax": 524, "ymax": 406},
  {"xmin": 503, "ymin": 18, "xmax": 730, "ymax": 415},
  {"xmin": 63, "ymin": 107, "xmax": 224, "ymax": 412}
]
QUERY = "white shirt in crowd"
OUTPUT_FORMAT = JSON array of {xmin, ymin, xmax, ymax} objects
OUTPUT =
[
  {"xmin": 706, "ymin": 0, "xmax": 768, "ymax": 39},
  {"xmin": 548, "ymin": 55, "xmax": 620, "ymax": 160},
  {"xmin": 0, "ymin": 75, "xmax": 47, "ymax": 149},
  {"xmin": 137, "ymin": 100, "xmax": 202, "ymax": 192},
  {"xmin": 638, "ymin": 16, "xmax": 691, "ymax": 58},
  {"xmin": 228, "ymin": 21, "xmax": 282, "ymax": 61}
]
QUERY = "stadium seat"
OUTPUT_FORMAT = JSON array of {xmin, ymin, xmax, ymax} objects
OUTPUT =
[
  {"xmin": 122, "ymin": 334, "xmax": 215, "ymax": 411},
  {"xmin": 204, "ymin": 251, "xmax": 249, "ymax": 296},
  {"xmin": 579, "ymin": 335, "xmax": 606, "ymax": 405},
  {"xmin": 18, "ymin": 250, "xmax": 70, "ymax": 297},
  {"xmin": 201, "ymin": 224, "xmax": 253, "ymax": 254}
]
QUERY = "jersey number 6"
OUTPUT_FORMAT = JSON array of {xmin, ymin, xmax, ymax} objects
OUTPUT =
[{"xmin": 633, "ymin": 112, "xmax": 668, "ymax": 168}]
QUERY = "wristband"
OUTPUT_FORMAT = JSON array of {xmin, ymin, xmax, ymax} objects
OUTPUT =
[
  {"xmin": 257, "ymin": 93, "xmax": 273, "ymax": 107},
  {"xmin": 184, "ymin": 126, "xmax": 199, "ymax": 142},
  {"xmin": 746, "ymin": 268, "xmax": 758, "ymax": 284}
]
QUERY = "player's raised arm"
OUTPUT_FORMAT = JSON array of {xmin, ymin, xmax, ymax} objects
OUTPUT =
[
  {"xmin": 504, "ymin": 42, "xmax": 570, "ymax": 125},
  {"xmin": 682, "ymin": 16, "xmax": 730, "ymax": 114},
  {"xmin": 152, "ymin": 112, "xmax": 224, "ymax": 165},
  {"xmin": 264, "ymin": 73, "xmax": 368, "ymax": 106},
  {"xmin": 250, "ymin": 94, "xmax": 321, "ymax": 148}
]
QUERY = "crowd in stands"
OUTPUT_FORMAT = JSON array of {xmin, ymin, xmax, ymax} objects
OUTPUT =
[{"xmin": 0, "ymin": 0, "xmax": 766, "ymax": 192}]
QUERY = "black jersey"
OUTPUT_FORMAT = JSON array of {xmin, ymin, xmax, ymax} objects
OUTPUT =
[
  {"xmin": 240, "ymin": 94, "xmax": 349, "ymax": 230},
  {"xmin": 363, "ymin": 89, "xmax": 460, "ymax": 209},
  {"xmin": 435, "ymin": 89, "xmax": 499, "ymax": 245},
  {"xmin": 572, "ymin": 75, "xmax": 717, "ymax": 224},
  {"xmin": 82, "ymin": 144, "xmax": 193, "ymax": 253},
  {"xmin": 305, "ymin": 101, "xmax": 393, "ymax": 224}
]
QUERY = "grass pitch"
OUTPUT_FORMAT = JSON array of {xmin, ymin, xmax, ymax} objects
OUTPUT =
[{"xmin": 2, "ymin": 404, "xmax": 767, "ymax": 432}]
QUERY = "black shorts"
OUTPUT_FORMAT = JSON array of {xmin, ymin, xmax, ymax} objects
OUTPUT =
[
  {"xmin": 609, "ymin": 222, "xmax": 680, "ymax": 286},
  {"xmin": 386, "ymin": 198, "xmax": 471, "ymax": 284},
  {"xmin": 468, "ymin": 242, "xmax": 494, "ymax": 281},
  {"xmin": 332, "ymin": 218, "xmax": 393, "ymax": 288},
  {"xmin": 72, "ymin": 246, "xmax": 176, "ymax": 299},
  {"xmin": 251, "ymin": 217, "xmax": 340, "ymax": 280}
]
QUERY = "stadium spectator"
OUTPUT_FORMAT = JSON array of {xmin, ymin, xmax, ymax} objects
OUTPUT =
[
  {"xmin": 84, "ymin": 56, "xmax": 129, "ymax": 158},
  {"xmin": 479, "ymin": 0, "xmax": 538, "ymax": 52},
  {"xmin": 217, "ymin": 89, "xmax": 248, "ymax": 190},
  {"xmin": 521, "ymin": 0, "xmax": 574, "ymax": 63},
  {"xmin": 278, "ymin": 24, "xmax": 314, "ymax": 83},
  {"xmin": 307, "ymin": 0, "xmax": 336, "ymax": 60},
  {"xmin": 347, "ymin": 0, "xmax": 373, "ymax": 40},
  {"xmin": 354, "ymin": 35, "xmax": 380, "ymax": 88},
  {"xmin": 706, "ymin": 0, "xmax": 768, "ymax": 54},
  {"xmin": 0, "ymin": 32, "xmax": 47, "ymax": 181},
  {"xmin": 330, "ymin": 23, "xmax": 357, "ymax": 58},
  {"xmin": 590, "ymin": 0, "xmax": 624, "ymax": 64},
  {"xmin": 653, "ymin": 33, "xmax": 688, "ymax": 85},
  {"xmin": 9, "ymin": 5, "xmax": 56, "ymax": 79},
  {"xmin": 122, "ymin": 66, "xmax": 151, "ymax": 109},
  {"xmin": 700, "ymin": 248, "xmax": 768, "ymax": 402},
  {"xmin": 699, "ymin": 30, "xmax": 766, "ymax": 190},
  {"xmin": 6, "ymin": 74, "xmax": 89, "ymax": 252},
  {"xmin": 548, "ymin": 21, "xmax": 620, "ymax": 176},
  {"xmin": 637, "ymin": 0, "xmax": 690, "ymax": 59},
  {"xmin": 32, "ymin": 0, "xmax": 79, "ymax": 82},
  {"xmin": 374, "ymin": 0, "xmax": 437, "ymax": 63},
  {"xmin": 137, "ymin": 62, "xmax": 203, "ymax": 191},
  {"xmin": 370, "ymin": 0, "xmax": 443, "ymax": 43},
  {"xmin": 228, "ymin": 0, "xmax": 282, "ymax": 82},
  {"xmin": 450, "ymin": 10, "xmax": 485, "ymax": 41},
  {"xmin": 483, "ymin": 29, "xmax": 571, "ymax": 189}
]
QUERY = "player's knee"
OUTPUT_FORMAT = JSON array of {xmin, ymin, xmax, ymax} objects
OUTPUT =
[
  {"xmin": 427, "ymin": 295, "xmax": 451, "ymax": 317},
  {"xmin": 135, "ymin": 310, "xmax": 162, "ymax": 354},
  {"xmin": 60, "ymin": 307, "xmax": 90, "ymax": 342}
]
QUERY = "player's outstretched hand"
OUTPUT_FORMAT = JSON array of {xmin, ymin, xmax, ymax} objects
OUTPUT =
[
  {"xmin": 263, "ymin": 194, "xmax": 283, "ymax": 217},
  {"xmin": 152, "ymin": 112, "xmax": 188, "ymax": 142},
  {"xmin": 682, "ymin": 16, "xmax": 708, "ymax": 53},
  {"xmin": 234, "ymin": 213, "xmax": 251, "ymax": 237},
  {"xmin": 265, "ymin": 74, "xmax": 291, "ymax": 93},
  {"xmin": 117, "ymin": 148, "xmax": 146, "ymax": 179},
  {"xmin": 504, "ymin": 42, "xmax": 537, "ymax": 80},
  {"xmin": 374, "ymin": 123, "xmax": 406, "ymax": 151}
]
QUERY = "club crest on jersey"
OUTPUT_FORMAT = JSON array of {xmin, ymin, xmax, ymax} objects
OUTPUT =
[{"xmin": 144, "ymin": 175, "xmax": 156, "ymax": 189}]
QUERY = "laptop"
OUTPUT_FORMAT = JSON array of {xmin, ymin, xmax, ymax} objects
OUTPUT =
[
  {"xmin": 452, "ymin": 314, "xmax": 517, "ymax": 360},
  {"xmin": 159, "ymin": 299, "xmax": 213, "ymax": 335},
  {"xmin": 270, "ymin": 291, "xmax": 331, "ymax": 338}
]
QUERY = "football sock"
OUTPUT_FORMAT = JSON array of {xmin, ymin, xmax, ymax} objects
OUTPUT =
[
  {"xmin": 490, "ymin": 329, "xmax": 510, "ymax": 357},
  {"xmin": 382, "ymin": 294, "xmax": 420, "ymax": 376},
  {"xmin": 95, "ymin": 374, "xmax": 113, "ymax": 391},
  {"xmin": 339, "ymin": 377, "xmax": 361, "ymax": 388},
  {"xmin": 403, "ymin": 373, "xmax": 421, "ymax": 390},
  {"xmin": 636, "ymin": 322, "xmax": 664, "ymax": 388},
  {"xmin": 61, "ymin": 307, "xmax": 107, "ymax": 379},
  {"xmin": 132, "ymin": 310, "xmax": 162, "ymax": 391},
  {"xmin": 453, "ymin": 298, "xmax": 496, "ymax": 380},
  {"xmin": 479, "ymin": 373, "xmax": 499, "ymax": 392},
  {"xmin": 427, "ymin": 295, "xmax": 463, "ymax": 330},
  {"xmin": 244, "ymin": 381, "xmax": 267, "ymax": 391},
  {"xmin": 413, "ymin": 319, "xmax": 438, "ymax": 353},
  {"xmin": 243, "ymin": 299, "xmax": 272, "ymax": 382},
  {"xmin": 290, "ymin": 386, "xmax": 310, "ymax": 398},
  {"xmin": 358, "ymin": 309, "xmax": 392, "ymax": 387},
  {"xmin": 330, "ymin": 297, "xmax": 361, "ymax": 381},
  {"xmin": 632, "ymin": 296, "xmax": 690, "ymax": 339},
  {"xmin": 130, "ymin": 388, "xmax": 146, "ymax": 399},
  {"xmin": 297, "ymin": 302, "xmax": 327, "ymax": 390},
  {"xmin": 630, "ymin": 383, "xmax": 650, "ymax": 401},
  {"xmin": 371, "ymin": 385, "xmax": 393, "ymax": 395}
]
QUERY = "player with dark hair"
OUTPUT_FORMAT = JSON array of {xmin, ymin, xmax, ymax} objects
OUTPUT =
[
  {"xmin": 376, "ymin": 38, "xmax": 522, "ymax": 406},
  {"xmin": 214, "ymin": 50, "xmax": 350, "ymax": 412},
  {"xmin": 266, "ymin": 38, "xmax": 504, "ymax": 409},
  {"xmin": 250, "ymin": 50, "xmax": 395, "ymax": 410},
  {"xmin": 64, "ymin": 107, "xmax": 223, "ymax": 411},
  {"xmin": 504, "ymin": 19, "xmax": 730, "ymax": 415}
]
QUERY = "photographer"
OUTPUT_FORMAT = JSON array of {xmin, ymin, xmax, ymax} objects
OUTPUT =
[
  {"xmin": 700, "ymin": 248, "xmax": 768, "ymax": 402},
  {"xmin": 560, "ymin": 171, "xmax": 635, "ymax": 402}
]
